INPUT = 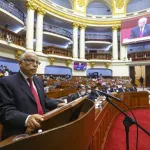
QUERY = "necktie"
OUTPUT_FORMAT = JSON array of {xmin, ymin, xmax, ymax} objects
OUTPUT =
[
  {"xmin": 140, "ymin": 28, "xmax": 143, "ymax": 37},
  {"xmin": 27, "ymin": 78, "xmax": 44, "ymax": 115}
]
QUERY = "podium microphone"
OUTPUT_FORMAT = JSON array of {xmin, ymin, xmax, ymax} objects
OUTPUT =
[{"xmin": 94, "ymin": 90, "xmax": 122, "ymax": 102}]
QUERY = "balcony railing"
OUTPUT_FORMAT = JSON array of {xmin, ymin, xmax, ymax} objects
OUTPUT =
[
  {"xmin": 86, "ymin": 53, "xmax": 112, "ymax": 60},
  {"xmin": 0, "ymin": 0, "xmax": 24, "ymax": 22},
  {"xmin": 85, "ymin": 34, "xmax": 112, "ymax": 42},
  {"xmin": 43, "ymin": 46, "xmax": 72, "ymax": 57},
  {"xmin": 0, "ymin": 26, "xmax": 25, "ymax": 47},
  {"xmin": 128, "ymin": 51, "xmax": 150, "ymax": 61},
  {"xmin": 43, "ymin": 23, "xmax": 72, "ymax": 39}
]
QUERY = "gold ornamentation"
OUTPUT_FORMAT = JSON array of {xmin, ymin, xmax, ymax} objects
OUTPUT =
[
  {"xmin": 15, "ymin": 50, "xmax": 23, "ymax": 60},
  {"xmin": 89, "ymin": 62, "xmax": 95, "ymax": 68},
  {"xmin": 80, "ymin": 24, "xmax": 87, "ymax": 29},
  {"xmin": 49, "ymin": 57, "xmax": 55, "ymax": 65},
  {"xmin": 72, "ymin": 22, "xmax": 79, "ymax": 28},
  {"xmin": 65, "ymin": 60, "xmax": 72, "ymax": 67},
  {"xmin": 112, "ymin": 24, "xmax": 121, "ymax": 30},
  {"xmin": 31, "ymin": 0, "xmax": 121, "ymax": 26},
  {"xmin": 25, "ymin": 1, "xmax": 37, "ymax": 11},
  {"xmin": 77, "ymin": 0, "xmax": 85, "ymax": 7},
  {"xmin": 37, "ymin": 7, "xmax": 46, "ymax": 15},
  {"xmin": 105, "ymin": 62, "xmax": 111, "ymax": 69},
  {"xmin": 115, "ymin": 0, "xmax": 124, "ymax": 9}
]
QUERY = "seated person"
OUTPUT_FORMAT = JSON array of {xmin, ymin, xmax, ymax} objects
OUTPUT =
[
  {"xmin": 130, "ymin": 85, "xmax": 137, "ymax": 92},
  {"xmin": 86, "ymin": 85, "xmax": 98, "ymax": 101},
  {"xmin": 67, "ymin": 84, "xmax": 87, "ymax": 103}
]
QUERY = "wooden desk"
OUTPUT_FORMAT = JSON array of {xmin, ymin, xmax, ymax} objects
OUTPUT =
[
  {"xmin": 46, "ymin": 88, "xmax": 77, "ymax": 98},
  {"xmin": 0, "ymin": 98, "xmax": 95, "ymax": 150},
  {"xmin": 0, "ymin": 92, "xmax": 149, "ymax": 150}
]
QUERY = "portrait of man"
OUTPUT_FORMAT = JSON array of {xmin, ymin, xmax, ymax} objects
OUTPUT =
[
  {"xmin": 130, "ymin": 17, "xmax": 150, "ymax": 39},
  {"xmin": 76, "ymin": 63, "xmax": 86, "ymax": 71}
]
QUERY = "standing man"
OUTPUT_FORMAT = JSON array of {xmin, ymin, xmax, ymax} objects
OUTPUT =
[
  {"xmin": 139, "ymin": 76, "xmax": 144, "ymax": 87},
  {"xmin": 0, "ymin": 52, "xmax": 64, "ymax": 140},
  {"xmin": 130, "ymin": 17, "xmax": 150, "ymax": 39}
]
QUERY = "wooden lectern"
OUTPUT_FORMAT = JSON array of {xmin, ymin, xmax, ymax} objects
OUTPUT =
[{"xmin": 0, "ymin": 96, "xmax": 95, "ymax": 150}]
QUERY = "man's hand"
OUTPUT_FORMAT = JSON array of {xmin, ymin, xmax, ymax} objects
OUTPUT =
[
  {"xmin": 26, "ymin": 114, "xmax": 44, "ymax": 129},
  {"xmin": 57, "ymin": 103, "xmax": 66, "ymax": 107}
]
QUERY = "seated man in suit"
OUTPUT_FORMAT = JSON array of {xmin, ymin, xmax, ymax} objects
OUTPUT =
[
  {"xmin": 130, "ymin": 17, "xmax": 150, "ymax": 39},
  {"xmin": 0, "ymin": 52, "xmax": 65, "ymax": 140},
  {"xmin": 67, "ymin": 84, "xmax": 87, "ymax": 103},
  {"xmin": 86, "ymin": 85, "xmax": 98, "ymax": 101}
]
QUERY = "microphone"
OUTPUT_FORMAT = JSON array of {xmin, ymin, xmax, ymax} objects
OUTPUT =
[{"xmin": 94, "ymin": 90, "xmax": 122, "ymax": 102}]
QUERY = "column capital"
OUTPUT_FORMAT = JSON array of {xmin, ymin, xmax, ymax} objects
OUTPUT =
[
  {"xmin": 37, "ymin": 7, "xmax": 46, "ymax": 16},
  {"xmin": 25, "ymin": 1, "xmax": 37, "ymax": 11},
  {"xmin": 79, "ymin": 24, "xmax": 87, "ymax": 29},
  {"xmin": 72, "ymin": 22, "xmax": 80, "ymax": 28},
  {"xmin": 112, "ymin": 24, "xmax": 121, "ymax": 30}
]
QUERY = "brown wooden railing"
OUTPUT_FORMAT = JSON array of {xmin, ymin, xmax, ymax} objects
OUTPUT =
[
  {"xmin": 0, "ymin": 26, "xmax": 25, "ymax": 47},
  {"xmin": 128, "ymin": 51, "xmax": 150, "ymax": 61},
  {"xmin": 43, "ymin": 46, "xmax": 72, "ymax": 57},
  {"xmin": 86, "ymin": 53, "xmax": 112, "ymax": 60}
]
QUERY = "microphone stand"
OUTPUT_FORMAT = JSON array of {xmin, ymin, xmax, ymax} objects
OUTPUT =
[{"xmin": 98, "ymin": 91, "xmax": 150, "ymax": 150}]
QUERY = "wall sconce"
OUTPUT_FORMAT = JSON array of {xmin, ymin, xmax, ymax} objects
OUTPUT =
[
  {"xmin": 105, "ymin": 62, "xmax": 111, "ymax": 69},
  {"xmin": 15, "ymin": 50, "xmax": 23, "ymax": 60},
  {"xmin": 49, "ymin": 57, "xmax": 55, "ymax": 65},
  {"xmin": 89, "ymin": 62, "xmax": 95, "ymax": 68},
  {"xmin": 65, "ymin": 60, "xmax": 72, "ymax": 67}
]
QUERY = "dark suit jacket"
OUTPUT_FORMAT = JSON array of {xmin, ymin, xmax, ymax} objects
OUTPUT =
[
  {"xmin": 0, "ymin": 72, "xmax": 58, "ymax": 140},
  {"xmin": 88, "ymin": 91, "xmax": 99, "ymax": 101},
  {"xmin": 130, "ymin": 24, "xmax": 150, "ymax": 39},
  {"xmin": 67, "ymin": 92, "xmax": 79, "ymax": 103}
]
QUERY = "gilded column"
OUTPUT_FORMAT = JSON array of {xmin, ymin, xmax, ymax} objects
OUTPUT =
[
  {"xmin": 112, "ymin": 25, "xmax": 120, "ymax": 60},
  {"xmin": 72, "ymin": 22, "xmax": 79, "ymax": 58},
  {"xmin": 79, "ymin": 24, "xmax": 87, "ymax": 59},
  {"xmin": 36, "ymin": 7, "xmax": 46, "ymax": 52},
  {"xmin": 25, "ymin": 1, "xmax": 37, "ymax": 51}
]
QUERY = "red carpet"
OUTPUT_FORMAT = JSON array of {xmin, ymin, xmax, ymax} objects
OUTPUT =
[{"xmin": 104, "ymin": 108, "xmax": 150, "ymax": 150}]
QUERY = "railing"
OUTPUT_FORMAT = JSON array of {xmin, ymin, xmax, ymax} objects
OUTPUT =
[
  {"xmin": 43, "ymin": 0, "xmax": 150, "ymax": 20},
  {"xmin": 43, "ymin": 23, "xmax": 72, "ymax": 39},
  {"xmin": 85, "ymin": 34, "xmax": 112, "ymax": 42},
  {"xmin": 128, "ymin": 51, "xmax": 150, "ymax": 61},
  {"xmin": 0, "ymin": 0, "xmax": 24, "ymax": 22},
  {"xmin": 43, "ymin": 46, "xmax": 72, "ymax": 57},
  {"xmin": 0, "ymin": 26, "xmax": 25, "ymax": 47},
  {"xmin": 86, "ymin": 53, "xmax": 112, "ymax": 60}
]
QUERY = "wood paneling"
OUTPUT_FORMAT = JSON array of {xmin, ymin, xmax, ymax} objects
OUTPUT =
[{"xmin": 145, "ymin": 66, "xmax": 150, "ymax": 87}]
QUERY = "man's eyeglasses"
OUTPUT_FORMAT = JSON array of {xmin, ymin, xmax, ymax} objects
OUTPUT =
[{"xmin": 22, "ymin": 59, "xmax": 41, "ymax": 65}]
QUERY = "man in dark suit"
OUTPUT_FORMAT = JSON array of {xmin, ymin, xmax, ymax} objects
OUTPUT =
[
  {"xmin": 130, "ymin": 17, "xmax": 150, "ymax": 39},
  {"xmin": 0, "ymin": 52, "xmax": 65, "ymax": 140}
]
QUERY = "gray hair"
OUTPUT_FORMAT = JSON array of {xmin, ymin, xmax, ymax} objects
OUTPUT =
[
  {"xmin": 138, "ymin": 17, "xmax": 147, "ymax": 23},
  {"xmin": 19, "ymin": 51, "xmax": 37, "ymax": 60}
]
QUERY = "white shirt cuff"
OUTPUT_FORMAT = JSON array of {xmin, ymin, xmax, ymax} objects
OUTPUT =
[{"xmin": 25, "ymin": 115, "xmax": 31, "ymax": 126}]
